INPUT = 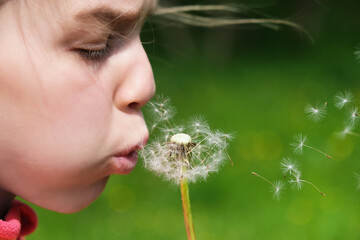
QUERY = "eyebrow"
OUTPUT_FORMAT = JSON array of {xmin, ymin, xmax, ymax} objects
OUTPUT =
[
  {"xmin": 74, "ymin": 4, "xmax": 155, "ymax": 29},
  {"xmin": 59, "ymin": 2, "xmax": 157, "ymax": 47}
]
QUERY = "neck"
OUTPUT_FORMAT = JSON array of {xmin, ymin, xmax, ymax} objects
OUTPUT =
[{"xmin": 0, "ymin": 189, "xmax": 15, "ymax": 219}]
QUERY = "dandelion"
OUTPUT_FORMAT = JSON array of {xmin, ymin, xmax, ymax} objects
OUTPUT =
[
  {"xmin": 304, "ymin": 102, "xmax": 327, "ymax": 123},
  {"xmin": 334, "ymin": 91, "xmax": 353, "ymax": 109},
  {"xmin": 252, "ymin": 172, "xmax": 284, "ymax": 201},
  {"xmin": 141, "ymin": 96, "xmax": 231, "ymax": 240},
  {"xmin": 290, "ymin": 134, "xmax": 332, "ymax": 159},
  {"xmin": 280, "ymin": 157, "xmax": 300, "ymax": 177},
  {"xmin": 346, "ymin": 106, "xmax": 360, "ymax": 126},
  {"xmin": 142, "ymin": 125, "xmax": 231, "ymax": 184},
  {"xmin": 289, "ymin": 171, "xmax": 326, "ymax": 196}
]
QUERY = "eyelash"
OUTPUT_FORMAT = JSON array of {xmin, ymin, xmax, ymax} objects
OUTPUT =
[
  {"xmin": 76, "ymin": 36, "xmax": 115, "ymax": 62},
  {"xmin": 74, "ymin": 20, "xmax": 143, "ymax": 63}
]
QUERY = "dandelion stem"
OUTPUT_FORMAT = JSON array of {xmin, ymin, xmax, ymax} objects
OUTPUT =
[
  {"xmin": 300, "ymin": 179, "xmax": 326, "ymax": 197},
  {"xmin": 180, "ymin": 177, "xmax": 196, "ymax": 240},
  {"xmin": 303, "ymin": 144, "xmax": 332, "ymax": 159},
  {"xmin": 252, "ymin": 172, "xmax": 275, "ymax": 189}
]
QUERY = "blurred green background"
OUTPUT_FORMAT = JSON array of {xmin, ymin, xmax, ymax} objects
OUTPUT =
[{"xmin": 28, "ymin": 1, "xmax": 360, "ymax": 239}]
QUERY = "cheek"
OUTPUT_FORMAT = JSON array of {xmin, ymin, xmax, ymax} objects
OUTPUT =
[
  {"xmin": 0, "ymin": 66, "xmax": 116, "ymax": 207},
  {"xmin": 0, "ymin": 58, "xmax": 113, "ymax": 175},
  {"xmin": 34, "ymin": 65, "xmax": 114, "ymax": 168}
]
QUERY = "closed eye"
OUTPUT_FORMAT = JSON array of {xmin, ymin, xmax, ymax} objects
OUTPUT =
[
  {"xmin": 76, "ymin": 44, "xmax": 111, "ymax": 61},
  {"xmin": 75, "ymin": 35, "xmax": 114, "ymax": 62}
]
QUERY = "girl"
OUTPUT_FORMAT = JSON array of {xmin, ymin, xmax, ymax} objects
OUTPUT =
[
  {"xmin": 0, "ymin": 0, "xmax": 302, "ymax": 238},
  {"xmin": 0, "ymin": 0, "xmax": 157, "ymax": 238}
]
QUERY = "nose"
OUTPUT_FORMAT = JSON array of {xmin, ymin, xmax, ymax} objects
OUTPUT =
[{"xmin": 113, "ymin": 37, "xmax": 155, "ymax": 112}]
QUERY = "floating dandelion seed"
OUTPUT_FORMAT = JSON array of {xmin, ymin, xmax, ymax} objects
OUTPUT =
[
  {"xmin": 273, "ymin": 181, "xmax": 285, "ymax": 201},
  {"xmin": 290, "ymin": 134, "xmax": 307, "ymax": 155},
  {"xmin": 252, "ymin": 172, "xmax": 284, "ymax": 201},
  {"xmin": 338, "ymin": 126, "xmax": 360, "ymax": 139},
  {"xmin": 334, "ymin": 91, "xmax": 353, "ymax": 109},
  {"xmin": 290, "ymin": 134, "xmax": 332, "ymax": 159},
  {"xmin": 280, "ymin": 157, "xmax": 300, "ymax": 176},
  {"xmin": 289, "ymin": 171, "xmax": 326, "ymax": 196},
  {"xmin": 347, "ymin": 106, "xmax": 360, "ymax": 126},
  {"xmin": 289, "ymin": 171, "xmax": 302, "ymax": 190},
  {"xmin": 304, "ymin": 102, "xmax": 327, "ymax": 123},
  {"xmin": 148, "ymin": 96, "xmax": 176, "ymax": 130}
]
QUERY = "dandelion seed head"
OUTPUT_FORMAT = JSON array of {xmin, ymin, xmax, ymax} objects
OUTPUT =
[
  {"xmin": 334, "ymin": 91, "xmax": 353, "ymax": 109},
  {"xmin": 280, "ymin": 157, "xmax": 300, "ymax": 176},
  {"xmin": 347, "ymin": 106, "xmax": 360, "ymax": 126},
  {"xmin": 304, "ymin": 103, "xmax": 327, "ymax": 123},
  {"xmin": 141, "ymin": 97, "xmax": 231, "ymax": 184},
  {"xmin": 289, "ymin": 172, "xmax": 303, "ymax": 190},
  {"xmin": 290, "ymin": 134, "xmax": 307, "ymax": 155},
  {"xmin": 272, "ymin": 181, "xmax": 284, "ymax": 201}
]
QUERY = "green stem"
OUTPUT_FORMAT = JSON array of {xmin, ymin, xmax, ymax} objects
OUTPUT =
[
  {"xmin": 251, "ymin": 172, "xmax": 275, "ymax": 188},
  {"xmin": 300, "ymin": 179, "xmax": 326, "ymax": 197},
  {"xmin": 180, "ymin": 177, "xmax": 196, "ymax": 240},
  {"xmin": 303, "ymin": 144, "xmax": 332, "ymax": 159}
]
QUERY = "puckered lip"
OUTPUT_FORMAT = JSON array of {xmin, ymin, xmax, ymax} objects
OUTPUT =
[
  {"xmin": 109, "ymin": 134, "xmax": 149, "ymax": 175},
  {"xmin": 114, "ymin": 134, "xmax": 149, "ymax": 157}
]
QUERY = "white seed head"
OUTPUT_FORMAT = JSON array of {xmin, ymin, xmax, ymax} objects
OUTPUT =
[
  {"xmin": 347, "ymin": 106, "xmax": 359, "ymax": 126},
  {"xmin": 334, "ymin": 91, "xmax": 353, "ymax": 109},
  {"xmin": 280, "ymin": 157, "xmax": 300, "ymax": 176},
  {"xmin": 289, "ymin": 171, "xmax": 303, "ymax": 190},
  {"xmin": 170, "ymin": 133, "xmax": 192, "ymax": 145},
  {"xmin": 290, "ymin": 134, "xmax": 307, "ymax": 155},
  {"xmin": 304, "ymin": 103, "xmax": 327, "ymax": 123},
  {"xmin": 272, "ymin": 181, "xmax": 284, "ymax": 201},
  {"xmin": 141, "ymin": 96, "xmax": 231, "ymax": 184}
]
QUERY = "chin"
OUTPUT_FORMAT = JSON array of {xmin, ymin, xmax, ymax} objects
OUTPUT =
[{"xmin": 38, "ymin": 177, "xmax": 109, "ymax": 214}]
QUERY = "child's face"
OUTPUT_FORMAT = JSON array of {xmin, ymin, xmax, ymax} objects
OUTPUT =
[{"xmin": 0, "ymin": 0, "xmax": 156, "ymax": 213}]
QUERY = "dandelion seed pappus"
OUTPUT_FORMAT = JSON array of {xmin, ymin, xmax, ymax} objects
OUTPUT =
[{"xmin": 141, "ymin": 96, "xmax": 232, "ymax": 184}]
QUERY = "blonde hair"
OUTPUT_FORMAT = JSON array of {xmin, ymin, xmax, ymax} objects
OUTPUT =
[{"xmin": 153, "ymin": 4, "xmax": 311, "ymax": 41}]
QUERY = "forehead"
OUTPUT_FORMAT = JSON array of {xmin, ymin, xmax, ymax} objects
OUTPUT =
[{"xmin": 64, "ymin": 0, "xmax": 157, "ymax": 17}]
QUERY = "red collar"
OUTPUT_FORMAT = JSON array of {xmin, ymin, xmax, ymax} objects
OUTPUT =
[{"xmin": 0, "ymin": 200, "xmax": 37, "ymax": 240}]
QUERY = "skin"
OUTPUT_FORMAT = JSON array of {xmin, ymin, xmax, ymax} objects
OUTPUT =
[{"xmin": 0, "ymin": 0, "xmax": 156, "ymax": 215}]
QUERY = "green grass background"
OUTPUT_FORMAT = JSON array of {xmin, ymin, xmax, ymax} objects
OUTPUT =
[{"xmin": 28, "ymin": 1, "xmax": 360, "ymax": 239}]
